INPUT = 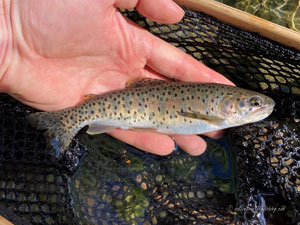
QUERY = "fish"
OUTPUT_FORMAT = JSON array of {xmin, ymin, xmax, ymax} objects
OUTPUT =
[{"xmin": 26, "ymin": 78, "xmax": 275, "ymax": 156}]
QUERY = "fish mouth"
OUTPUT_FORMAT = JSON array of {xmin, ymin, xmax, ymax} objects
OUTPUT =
[{"xmin": 254, "ymin": 104, "xmax": 275, "ymax": 120}]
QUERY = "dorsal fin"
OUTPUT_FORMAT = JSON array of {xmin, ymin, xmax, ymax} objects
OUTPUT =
[
  {"xmin": 126, "ymin": 78, "xmax": 170, "ymax": 88},
  {"xmin": 83, "ymin": 94, "xmax": 97, "ymax": 101}
]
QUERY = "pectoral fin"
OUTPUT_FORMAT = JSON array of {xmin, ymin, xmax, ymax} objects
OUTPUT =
[
  {"xmin": 87, "ymin": 123, "xmax": 115, "ymax": 135},
  {"xmin": 177, "ymin": 110, "xmax": 224, "ymax": 123}
]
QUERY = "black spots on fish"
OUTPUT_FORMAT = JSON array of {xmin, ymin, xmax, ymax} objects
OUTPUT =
[
  {"xmin": 167, "ymin": 91, "xmax": 171, "ymax": 95},
  {"xmin": 210, "ymin": 90, "xmax": 213, "ymax": 94},
  {"xmin": 122, "ymin": 104, "xmax": 126, "ymax": 108},
  {"xmin": 158, "ymin": 107, "xmax": 161, "ymax": 112},
  {"xmin": 211, "ymin": 99, "xmax": 214, "ymax": 103},
  {"xmin": 156, "ymin": 87, "xmax": 160, "ymax": 91},
  {"xmin": 114, "ymin": 106, "xmax": 118, "ymax": 111},
  {"xmin": 216, "ymin": 95, "xmax": 219, "ymax": 99},
  {"xmin": 191, "ymin": 96, "xmax": 194, "ymax": 100},
  {"xmin": 211, "ymin": 107, "xmax": 214, "ymax": 112},
  {"xmin": 138, "ymin": 103, "xmax": 142, "ymax": 107},
  {"xmin": 92, "ymin": 102, "xmax": 96, "ymax": 106},
  {"xmin": 172, "ymin": 105, "xmax": 176, "ymax": 109},
  {"xmin": 90, "ymin": 110, "xmax": 94, "ymax": 114},
  {"xmin": 174, "ymin": 93, "xmax": 178, "ymax": 97},
  {"xmin": 134, "ymin": 111, "xmax": 137, "ymax": 115},
  {"xmin": 181, "ymin": 97, "xmax": 185, "ymax": 101},
  {"xmin": 184, "ymin": 118, "xmax": 187, "ymax": 122},
  {"xmin": 117, "ymin": 101, "xmax": 120, "ymax": 105},
  {"xmin": 206, "ymin": 111, "xmax": 209, "ymax": 115},
  {"xmin": 188, "ymin": 106, "xmax": 192, "ymax": 111},
  {"xmin": 221, "ymin": 92, "xmax": 224, "ymax": 96},
  {"xmin": 129, "ymin": 101, "xmax": 132, "ymax": 105},
  {"xmin": 145, "ymin": 104, "xmax": 148, "ymax": 108},
  {"xmin": 152, "ymin": 94, "xmax": 155, "ymax": 98},
  {"xmin": 187, "ymin": 96, "xmax": 190, "ymax": 100},
  {"xmin": 162, "ymin": 117, "xmax": 166, "ymax": 121},
  {"xmin": 114, "ymin": 112, "xmax": 117, "ymax": 116},
  {"xmin": 98, "ymin": 108, "xmax": 102, "ymax": 113},
  {"xmin": 181, "ymin": 90, "xmax": 184, "ymax": 94},
  {"xmin": 166, "ymin": 110, "xmax": 169, "ymax": 115},
  {"xmin": 169, "ymin": 115, "xmax": 172, "ymax": 119}
]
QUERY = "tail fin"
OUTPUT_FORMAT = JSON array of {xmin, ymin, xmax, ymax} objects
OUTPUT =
[{"xmin": 26, "ymin": 112, "xmax": 74, "ymax": 157}]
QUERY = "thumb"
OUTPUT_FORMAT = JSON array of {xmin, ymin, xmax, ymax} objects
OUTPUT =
[{"xmin": 115, "ymin": 0, "xmax": 184, "ymax": 24}]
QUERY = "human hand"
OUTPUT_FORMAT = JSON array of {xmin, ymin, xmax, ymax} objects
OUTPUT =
[{"xmin": 0, "ymin": 0, "xmax": 233, "ymax": 156}]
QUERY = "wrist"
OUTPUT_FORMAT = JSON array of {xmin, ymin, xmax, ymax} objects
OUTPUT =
[{"xmin": 0, "ymin": 0, "xmax": 12, "ymax": 93}]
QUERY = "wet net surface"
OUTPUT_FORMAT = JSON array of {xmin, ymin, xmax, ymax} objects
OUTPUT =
[{"xmin": 0, "ymin": 7, "xmax": 300, "ymax": 225}]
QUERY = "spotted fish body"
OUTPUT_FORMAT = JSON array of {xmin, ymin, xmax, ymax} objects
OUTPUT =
[{"xmin": 27, "ymin": 79, "xmax": 275, "ymax": 155}]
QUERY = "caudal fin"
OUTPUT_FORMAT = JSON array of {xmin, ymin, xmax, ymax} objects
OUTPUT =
[{"xmin": 26, "ymin": 112, "xmax": 74, "ymax": 157}]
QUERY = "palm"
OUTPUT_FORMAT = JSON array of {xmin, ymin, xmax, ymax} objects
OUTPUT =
[{"xmin": 3, "ymin": 0, "xmax": 233, "ymax": 155}]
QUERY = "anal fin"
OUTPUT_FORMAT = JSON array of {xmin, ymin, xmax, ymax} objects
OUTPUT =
[{"xmin": 87, "ymin": 122, "xmax": 115, "ymax": 135}]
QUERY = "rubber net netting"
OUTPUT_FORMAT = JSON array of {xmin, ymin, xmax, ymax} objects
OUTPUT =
[{"xmin": 0, "ymin": 7, "xmax": 299, "ymax": 225}]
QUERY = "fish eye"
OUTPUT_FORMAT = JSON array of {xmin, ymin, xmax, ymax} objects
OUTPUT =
[{"xmin": 250, "ymin": 97, "xmax": 262, "ymax": 107}]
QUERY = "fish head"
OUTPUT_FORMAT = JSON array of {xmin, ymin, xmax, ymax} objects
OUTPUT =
[{"xmin": 219, "ymin": 91, "xmax": 275, "ymax": 125}]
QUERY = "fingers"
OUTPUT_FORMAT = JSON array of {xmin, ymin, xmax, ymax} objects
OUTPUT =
[
  {"xmin": 108, "ymin": 129, "xmax": 175, "ymax": 155},
  {"xmin": 171, "ymin": 134, "xmax": 207, "ymax": 156},
  {"xmin": 142, "ymin": 32, "xmax": 234, "ymax": 85},
  {"xmin": 136, "ymin": 0, "xmax": 184, "ymax": 24},
  {"xmin": 115, "ymin": 0, "xmax": 184, "ymax": 24}
]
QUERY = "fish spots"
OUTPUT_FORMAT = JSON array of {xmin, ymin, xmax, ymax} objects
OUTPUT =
[{"xmin": 239, "ymin": 101, "xmax": 245, "ymax": 107}]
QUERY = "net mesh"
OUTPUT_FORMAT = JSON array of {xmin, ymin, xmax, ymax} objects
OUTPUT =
[{"xmin": 0, "ymin": 7, "xmax": 299, "ymax": 225}]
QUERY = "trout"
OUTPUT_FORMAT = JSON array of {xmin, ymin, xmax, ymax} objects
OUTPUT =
[{"xmin": 27, "ymin": 79, "xmax": 275, "ymax": 155}]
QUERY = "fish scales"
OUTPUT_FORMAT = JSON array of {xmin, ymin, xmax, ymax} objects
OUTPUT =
[{"xmin": 27, "ymin": 79, "xmax": 275, "ymax": 155}]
